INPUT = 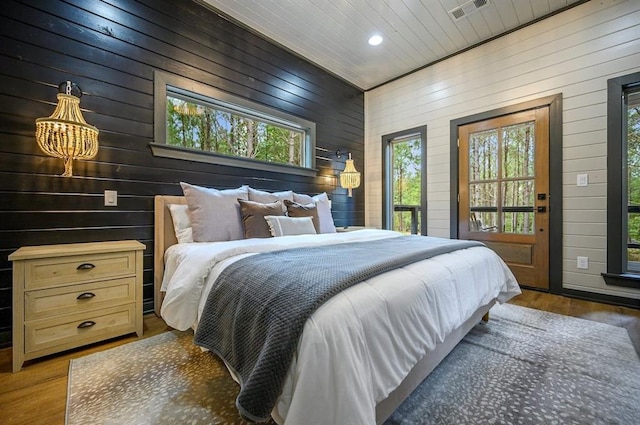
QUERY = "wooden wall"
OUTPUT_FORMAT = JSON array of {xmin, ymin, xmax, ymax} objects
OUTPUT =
[
  {"xmin": 0, "ymin": 0, "xmax": 365, "ymax": 348},
  {"xmin": 364, "ymin": 0, "xmax": 640, "ymax": 302}
]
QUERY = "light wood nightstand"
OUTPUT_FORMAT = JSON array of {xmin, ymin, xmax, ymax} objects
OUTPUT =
[{"xmin": 9, "ymin": 240, "xmax": 145, "ymax": 372}]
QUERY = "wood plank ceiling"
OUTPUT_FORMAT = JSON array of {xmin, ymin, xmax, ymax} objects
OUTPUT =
[{"xmin": 199, "ymin": 0, "xmax": 587, "ymax": 90}]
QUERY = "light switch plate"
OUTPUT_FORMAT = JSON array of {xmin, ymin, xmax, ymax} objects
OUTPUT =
[
  {"xmin": 577, "ymin": 173, "xmax": 588, "ymax": 187},
  {"xmin": 104, "ymin": 190, "xmax": 118, "ymax": 207},
  {"xmin": 577, "ymin": 256, "xmax": 589, "ymax": 269}
]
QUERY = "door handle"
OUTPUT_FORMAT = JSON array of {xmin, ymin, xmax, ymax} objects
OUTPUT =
[{"xmin": 537, "ymin": 206, "xmax": 547, "ymax": 213}]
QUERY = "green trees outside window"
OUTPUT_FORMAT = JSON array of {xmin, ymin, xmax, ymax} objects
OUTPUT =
[
  {"xmin": 467, "ymin": 121, "xmax": 535, "ymax": 235},
  {"xmin": 626, "ymin": 90, "xmax": 640, "ymax": 268},
  {"xmin": 166, "ymin": 96, "xmax": 304, "ymax": 167},
  {"xmin": 391, "ymin": 136, "xmax": 422, "ymax": 234},
  {"xmin": 604, "ymin": 71, "xmax": 640, "ymax": 286},
  {"xmin": 151, "ymin": 71, "xmax": 316, "ymax": 175}
]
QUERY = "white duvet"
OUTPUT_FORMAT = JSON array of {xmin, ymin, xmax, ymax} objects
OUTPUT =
[{"xmin": 161, "ymin": 229, "xmax": 521, "ymax": 425}]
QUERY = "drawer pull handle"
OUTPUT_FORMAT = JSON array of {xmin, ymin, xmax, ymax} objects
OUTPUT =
[
  {"xmin": 77, "ymin": 321, "xmax": 96, "ymax": 329},
  {"xmin": 76, "ymin": 263, "xmax": 96, "ymax": 270},
  {"xmin": 76, "ymin": 292, "xmax": 96, "ymax": 300}
]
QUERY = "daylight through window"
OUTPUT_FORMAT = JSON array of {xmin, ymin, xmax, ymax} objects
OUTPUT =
[
  {"xmin": 382, "ymin": 126, "xmax": 427, "ymax": 236},
  {"xmin": 166, "ymin": 93, "xmax": 305, "ymax": 167},
  {"xmin": 625, "ymin": 89, "xmax": 640, "ymax": 272},
  {"xmin": 151, "ymin": 71, "xmax": 316, "ymax": 176},
  {"xmin": 604, "ymin": 71, "xmax": 640, "ymax": 288}
]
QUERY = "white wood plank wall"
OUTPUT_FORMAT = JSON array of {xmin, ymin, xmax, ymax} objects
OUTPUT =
[{"xmin": 364, "ymin": 0, "xmax": 640, "ymax": 299}]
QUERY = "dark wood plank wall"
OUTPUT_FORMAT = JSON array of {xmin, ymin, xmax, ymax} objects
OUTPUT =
[{"xmin": 0, "ymin": 0, "xmax": 365, "ymax": 348}]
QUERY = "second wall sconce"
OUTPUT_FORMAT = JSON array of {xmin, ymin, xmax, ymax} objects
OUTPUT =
[
  {"xmin": 35, "ymin": 81, "xmax": 99, "ymax": 177},
  {"xmin": 337, "ymin": 151, "xmax": 361, "ymax": 197}
]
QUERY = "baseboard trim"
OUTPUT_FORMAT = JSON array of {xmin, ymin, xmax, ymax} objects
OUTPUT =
[{"xmin": 561, "ymin": 288, "xmax": 640, "ymax": 310}]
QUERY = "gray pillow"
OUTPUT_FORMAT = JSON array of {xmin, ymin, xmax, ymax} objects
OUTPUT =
[
  {"xmin": 180, "ymin": 182, "xmax": 248, "ymax": 242},
  {"xmin": 264, "ymin": 216, "xmax": 317, "ymax": 237},
  {"xmin": 293, "ymin": 192, "xmax": 313, "ymax": 204},
  {"xmin": 284, "ymin": 199, "xmax": 320, "ymax": 233},
  {"xmin": 248, "ymin": 187, "xmax": 293, "ymax": 212},
  {"xmin": 238, "ymin": 199, "xmax": 283, "ymax": 239},
  {"xmin": 291, "ymin": 192, "xmax": 337, "ymax": 233}
]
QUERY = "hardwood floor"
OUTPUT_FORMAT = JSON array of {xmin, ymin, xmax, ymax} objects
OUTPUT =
[
  {"xmin": 0, "ymin": 290, "xmax": 638, "ymax": 425},
  {"xmin": 0, "ymin": 315, "xmax": 170, "ymax": 425}
]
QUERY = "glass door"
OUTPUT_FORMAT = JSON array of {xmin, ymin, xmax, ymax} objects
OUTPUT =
[
  {"xmin": 383, "ymin": 126, "xmax": 427, "ymax": 235},
  {"xmin": 458, "ymin": 108, "xmax": 549, "ymax": 289}
]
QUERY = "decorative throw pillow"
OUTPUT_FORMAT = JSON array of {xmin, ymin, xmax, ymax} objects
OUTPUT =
[
  {"xmin": 311, "ymin": 192, "xmax": 337, "ymax": 233},
  {"xmin": 247, "ymin": 187, "xmax": 293, "ymax": 213},
  {"xmin": 284, "ymin": 199, "xmax": 320, "ymax": 233},
  {"xmin": 264, "ymin": 216, "xmax": 317, "ymax": 237},
  {"xmin": 238, "ymin": 199, "xmax": 283, "ymax": 239},
  {"xmin": 180, "ymin": 182, "xmax": 249, "ymax": 242},
  {"xmin": 168, "ymin": 203, "xmax": 193, "ymax": 243},
  {"xmin": 290, "ymin": 193, "xmax": 337, "ymax": 233}
]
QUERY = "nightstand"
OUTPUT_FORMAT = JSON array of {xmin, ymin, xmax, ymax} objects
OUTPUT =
[{"xmin": 9, "ymin": 240, "xmax": 145, "ymax": 372}]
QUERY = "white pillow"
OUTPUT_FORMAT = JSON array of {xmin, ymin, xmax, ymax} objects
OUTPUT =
[
  {"xmin": 293, "ymin": 192, "xmax": 336, "ymax": 233},
  {"xmin": 180, "ymin": 182, "xmax": 249, "ymax": 242},
  {"xmin": 264, "ymin": 216, "xmax": 317, "ymax": 237},
  {"xmin": 168, "ymin": 204, "xmax": 193, "ymax": 243},
  {"xmin": 312, "ymin": 192, "xmax": 337, "ymax": 233}
]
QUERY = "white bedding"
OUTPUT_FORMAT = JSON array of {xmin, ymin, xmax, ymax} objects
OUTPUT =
[{"xmin": 160, "ymin": 229, "xmax": 521, "ymax": 425}]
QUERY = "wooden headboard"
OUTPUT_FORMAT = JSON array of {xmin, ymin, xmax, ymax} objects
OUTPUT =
[{"xmin": 154, "ymin": 195, "xmax": 187, "ymax": 315}]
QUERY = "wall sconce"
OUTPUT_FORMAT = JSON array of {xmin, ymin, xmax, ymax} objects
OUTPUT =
[
  {"xmin": 35, "ymin": 81, "xmax": 99, "ymax": 177},
  {"xmin": 337, "ymin": 151, "xmax": 361, "ymax": 197}
]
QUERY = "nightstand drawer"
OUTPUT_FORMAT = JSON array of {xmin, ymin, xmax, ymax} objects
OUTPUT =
[
  {"xmin": 25, "ymin": 304, "xmax": 136, "ymax": 355},
  {"xmin": 24, "ymin": 251, "xmax": 137, "ymax": 290},
  {"xmin": 25, "ymin": 277, "xmax": 136, "ymax": 321}
]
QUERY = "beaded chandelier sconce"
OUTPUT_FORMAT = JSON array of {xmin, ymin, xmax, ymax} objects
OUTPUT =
[{"xmin": 35, "ymin": 81, "xmax": 99, "ymax": 177}]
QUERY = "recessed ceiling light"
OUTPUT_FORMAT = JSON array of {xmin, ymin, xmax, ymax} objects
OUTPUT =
[{"xmin": 368, "ymin": 35, "xmax": 383, "ymax": 46}]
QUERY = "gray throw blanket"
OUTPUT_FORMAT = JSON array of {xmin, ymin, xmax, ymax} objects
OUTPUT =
[{"xmin": 193, "ymin": 235, "xmax": 483, "ymax": 422}]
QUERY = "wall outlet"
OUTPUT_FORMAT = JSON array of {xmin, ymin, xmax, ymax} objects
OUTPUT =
[
  {"xmin": 104, "ymin": 190, "xmax": 118, "ymax": 207},
  {"xmin": 577, "ymin": 256, "xmax": 589, "ymax": 269},
  {"xmin": 576, "ymin": 173, "xmax": 588, "ymax": 187}
]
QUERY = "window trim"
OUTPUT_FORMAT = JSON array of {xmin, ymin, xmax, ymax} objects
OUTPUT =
[
  {"xmin": 604, "ymin": 71, "xmax": 640, "ymax": 288},
  {"xmin": 151, "ymin": 70, "xmax": 317, "ymax": 177}
]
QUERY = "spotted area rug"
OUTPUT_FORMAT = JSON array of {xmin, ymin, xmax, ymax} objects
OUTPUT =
[
  {"xmin": 65, "ymin": 329, "xmax": 273, "ymax": 425},
  {"xmin": 385, "ymin": 304, "xmax": 640, "ymax": 425},
  {"xmin": 66, "ymin": 304, "xmax": 640, "ymax": 425}
]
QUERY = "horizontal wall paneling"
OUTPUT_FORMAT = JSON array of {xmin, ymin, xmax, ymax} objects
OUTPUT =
[{"xmin": 0, "ymin": 0, "xmax": 364, "ymax": 349}]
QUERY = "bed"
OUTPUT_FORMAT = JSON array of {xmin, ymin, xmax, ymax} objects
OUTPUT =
[{"xmin": 153, "ymin": 192, "xmax": 521, "ymax": 425}]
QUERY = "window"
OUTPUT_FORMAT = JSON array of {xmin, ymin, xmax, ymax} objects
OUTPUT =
[
  {"xmin": 151, "ymin": 71, "xmax": 316, "ymax": 176},
  {"xmin": 604, "ymin": 71, "xmax": 640, "ymax": 288},
  {"xmin": 382, "ymin": 126, "xmax": 427, "ymax": 235},
  {"xmin": 465, "ymin": 119, "xmax": 537, "ymax": 235},
  {"xmin": 627, "ymin": 90, "xmax": 640, "ymax": 272}
]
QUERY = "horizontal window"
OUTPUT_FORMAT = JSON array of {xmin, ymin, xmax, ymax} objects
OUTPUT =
[{"xmin": 151, "ymin": 71, "xmax": 316, "ymax": 176}]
